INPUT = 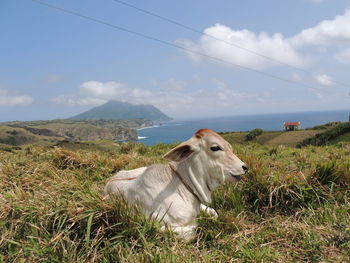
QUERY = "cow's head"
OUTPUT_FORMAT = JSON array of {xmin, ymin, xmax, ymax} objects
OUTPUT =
[{"xmin": 164, "ymin": 128, "xmax": 248, "ymax": 203}]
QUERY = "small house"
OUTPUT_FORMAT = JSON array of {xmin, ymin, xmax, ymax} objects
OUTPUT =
[{"xmin": 283, "ymin": 122, "xmax": 301, "ymax": 131}]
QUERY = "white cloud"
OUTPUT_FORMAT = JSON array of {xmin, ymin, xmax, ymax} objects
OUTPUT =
[
  {"xmin": 335, "ymin": 48, "xmax": 350, "ymax": 64},
  {"xmin": 53, "ymin": 79, "xmax": 264, "ymax": 117},
  {"xmin": 80, "ymin": 81, "xmax": 129, "ymax": 99},
  {"xmin": 291, "ymin": 9, "xmax": 350, "ymax": 47},
  {"xmin": 53, "ymin": 81, "xmax": 158, "ymax": 107},
  {"xmin": 178, "ymin": 9, "xmax": 350, "ymax": 71},
  {"xmin": 0, "ymin": 89, "xmax": 33, "ymax": 106},
  {"xmin": 177, "ymin": 24, "xmax": 308, "ymax": 70},
  {"xmin": 313, "ymin": 74, "xmax": 334, "ymax": 86},
  {"xmin": 52, "ymin": 95, "xmax": 106, "ymax": 106}
]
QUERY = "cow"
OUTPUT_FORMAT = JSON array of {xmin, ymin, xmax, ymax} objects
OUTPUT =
[{"xmin": 103, "ymin": 128, "xmax": 248, "ymax": 240}]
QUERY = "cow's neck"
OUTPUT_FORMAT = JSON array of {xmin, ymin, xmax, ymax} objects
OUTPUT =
[{"xmin": 175, "ymin": 160, "xmax": 212, "ymax": 204}]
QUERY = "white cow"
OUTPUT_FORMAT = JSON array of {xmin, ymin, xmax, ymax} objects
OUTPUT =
[{"xmin": 103, "ymin": 128, "xmax": 248, "ymax": 240}]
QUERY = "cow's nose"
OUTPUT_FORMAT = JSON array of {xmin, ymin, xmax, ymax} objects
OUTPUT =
[{"xmin": 242, "ymin": 165, "xmax": 249, "ymax": 173}]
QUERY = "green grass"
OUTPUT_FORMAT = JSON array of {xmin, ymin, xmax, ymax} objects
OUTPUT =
[
  {"xmin": 0, "ymin": 141, "xmax": 349, "ymax": 262},
  {"xmin": 298, "ymin": 122, "xmax": 350, "ymax": 147},
  {"xmin": 330, "ymin": 132, "xmax": 350, "ymax": 145},
  {"xmin": 221, "ymin": 130, "xmax": 321, "ymax": 147}
]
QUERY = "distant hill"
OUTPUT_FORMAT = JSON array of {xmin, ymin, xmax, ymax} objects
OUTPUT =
[
  {"xmin": 0, "ymin": 119, "xmax": 153, "ymax": 147},
  {"xmin": 69, "ymin": 100, "xmax": 171, "ymax": 122}
]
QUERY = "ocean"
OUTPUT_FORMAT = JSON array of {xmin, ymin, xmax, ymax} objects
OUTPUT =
[{"xmin": 137, "ymin": 109, "xmax": 350, "ymax": 145}]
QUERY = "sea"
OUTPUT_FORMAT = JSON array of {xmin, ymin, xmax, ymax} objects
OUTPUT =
[{"xmin": 137, "ymin": 109, "xmax": 350, "ymax": 146}]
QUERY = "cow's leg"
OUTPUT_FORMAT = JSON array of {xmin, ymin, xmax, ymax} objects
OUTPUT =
[
  {"xmin": 200, "ymin": 204, "xmax": 218, "ymax": 218},
  {"xmin": 160, "ymin": 224, "xmax": 197, "ymax": 241}
]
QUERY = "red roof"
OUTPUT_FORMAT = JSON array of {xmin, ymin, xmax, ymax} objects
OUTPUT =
[{"xmin": 284, "ymin": 122, "xmax": 300, "ymax": 126}]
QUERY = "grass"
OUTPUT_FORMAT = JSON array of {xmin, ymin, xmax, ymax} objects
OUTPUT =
[
  {"xmin": 298, "ymin": 122, "xmax": 350, "ymax": 147},
  {"xmin": 0, "ymin": 141, "xmax": 349, "ymax": 262},
  {"xmin": 330, "ymin": 132, "xmax": 350, "ymax": 145},
  {"xmin": 221, "ymin": 130, "xmax": 323, "ymax": 147}
]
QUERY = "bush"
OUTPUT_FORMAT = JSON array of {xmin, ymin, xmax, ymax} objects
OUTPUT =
[
  {"xmin": 246, "ymin": 128, "xmax": 263, "ymax": 141},
  {"xmin": 298, "ymin": 122, "xmax": 350, "ymax": 147}
]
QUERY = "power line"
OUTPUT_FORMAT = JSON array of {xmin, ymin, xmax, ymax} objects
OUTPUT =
[
  {"xmin": 32, "ymin": 0, "xmax": 322, "ymax": 90},
  {"xmin": 111, "ymin": 0, "xmax": 350, "ymax": 88}
]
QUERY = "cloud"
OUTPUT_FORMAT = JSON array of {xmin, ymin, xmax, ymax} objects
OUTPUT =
[
  {"xmin": 291, "ymin": 9, "xmax": 350, "ymax": 47},
  {"xmin": 335, "ymin": 48, "xmax": 350, "ymax": 64},
  {"xmin": 0, "ymin": 89, "xmax": 33, "ymax": 106},
  {"xmin": 52, "ymin": 81, "xmax": 129, "ymax": 106},
  {"xmin": 53, "ymin": 79, "xmax": 263, "ymax": 117},
  {"xmin": 52, "ymin": 95, "xmax": 106, "ymax": 106},
  {"xmin": 313, "ymin": 74, "xmax": 334, "ymax": 86},
  {"xmin": 177, "ymin": 9, "xmax": 350, "ymax": 71},
  {"xmin": 177, "ymin": 24, "xmax": 308, "ymax": 70}
]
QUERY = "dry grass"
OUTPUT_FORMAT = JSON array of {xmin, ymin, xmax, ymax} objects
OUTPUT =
[
  {"xmin": 0, "ymin": 141, "xmax": 349, "ymax": 262},
  {"xmin": 263, "ymin": 130, "xmax": 322, "ymax": 147}
]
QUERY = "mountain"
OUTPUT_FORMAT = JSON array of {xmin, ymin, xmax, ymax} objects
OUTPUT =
[{"xmin": 69, "ymin": 100, "xmax": 171, "ymax": 122}]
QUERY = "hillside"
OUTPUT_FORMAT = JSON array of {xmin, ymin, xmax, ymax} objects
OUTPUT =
[
  {"xmin": 0, "ymin": 119, "xmax": 152, "ymax": 146},
  {"xmin": 297, "ymin": 122, "xmax": 350, "ymax": 147},
  {"xmin": 220, "ymin": 130, "xmax": 323, "ymax": 147},
  {"xmin": 70, "ymin": 100, "xmax": 171, "ymax": 122},
  {"xmin": 220, "ymin": 122, "xmax": 350, "ymax": 147}
]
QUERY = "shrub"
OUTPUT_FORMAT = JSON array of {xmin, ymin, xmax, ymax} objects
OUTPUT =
[
  {"xmin": 246, "ymin": 128, "xmax": 263, "ymax": 141},
  {"xmin": 298, "ymin": 122, "xmax": 350, "ymax": 147}
]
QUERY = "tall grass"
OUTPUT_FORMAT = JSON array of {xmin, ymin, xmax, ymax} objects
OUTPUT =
[{"xmin": 0, "ymin": 142, "xmax": 349, "ymax": 262}]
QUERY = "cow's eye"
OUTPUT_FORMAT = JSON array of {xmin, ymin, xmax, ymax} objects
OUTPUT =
[{"xmin": 210, "ymin": 146, "xmax": 222, "ymax": 151}]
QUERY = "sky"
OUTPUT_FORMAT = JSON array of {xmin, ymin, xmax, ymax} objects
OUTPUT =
[{"xmin": 1, "ymin": 0, "xmax": 350, "ymax": 121}]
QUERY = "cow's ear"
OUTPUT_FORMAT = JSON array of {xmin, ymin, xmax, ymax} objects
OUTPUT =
[{"xmin": 163, "ymin": 142, "xmax": 196, "ymax": 162}]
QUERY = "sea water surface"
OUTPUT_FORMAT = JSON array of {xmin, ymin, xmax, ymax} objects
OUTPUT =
[{"xmin": 137, "ymin": 109, "xmax": 350, "ymax": 145}]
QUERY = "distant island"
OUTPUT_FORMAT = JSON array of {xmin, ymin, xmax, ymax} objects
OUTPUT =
[{"xmin": 70, "ymin": 100, "xmax": 172, "ymax": 122}]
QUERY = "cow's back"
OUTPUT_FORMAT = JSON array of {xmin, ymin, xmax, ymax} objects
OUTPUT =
[{"xmin": 103, "ymin": 166, "xmax": 147, "ymax": 199}]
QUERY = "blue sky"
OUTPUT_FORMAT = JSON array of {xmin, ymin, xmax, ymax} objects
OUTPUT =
[{"xmin": 1, "ymin": 0, "xmax": 350, "ymax": 121}]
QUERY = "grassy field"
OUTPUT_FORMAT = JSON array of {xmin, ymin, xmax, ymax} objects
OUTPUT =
[
  {"xmin": 221, "ymin": 130, "xmax": 323, "ymax": 147},
  {"xmin": 0, "ymin": 126, "xmax": 64, "ymax": 147},
  {"xmin": 0, "ymin": 139, "xmax": 349, "ymax": 262}
]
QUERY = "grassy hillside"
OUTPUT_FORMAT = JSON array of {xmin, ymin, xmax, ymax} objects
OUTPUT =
[
  {"xmin": 0, "ymin": 119, "xmax": 153, "ymax": 147},
  {"xmin": 0, "ymin": 141, "xmax": 349, "ymax": 262},
  {"xmin": 221, "ymin": 130, "xmax": 322, "ymax": 147},
  {"xmin": 298, "ymin": 122, "xmax": 350, "ymax": 147},
  {"xmin": 0, "ymin": 125, "xmax": 65, "ymax": 146}
]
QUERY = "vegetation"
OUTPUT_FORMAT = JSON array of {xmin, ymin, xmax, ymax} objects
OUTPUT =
[
  {"xmin": 4, "ymin": 118, "xmax": 153, "ymax": 129},
  {"xmin": 0, "ymin": 139, "xmax": 349, "ymax": 262},
  {"xmin": 221, "ymin": 130, "xmax": 322, "ymax": 147},
  {"xmin": 308, "ymin": 121, "xmax": 342, "ymax": 130},
  {"xmin": 0, "ymin": 119, "xmax": 154, "ymax": 147},
  {"xmin": 245, "ymin": 128, "xmax": 264, "ymax": 141},
  {"xmin": 298, "ymin": 122, "xmax": 350, "ymax": 147}
]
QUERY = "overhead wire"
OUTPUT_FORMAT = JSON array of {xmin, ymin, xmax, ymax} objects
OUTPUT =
[
  {"xmin": 110, "ymin": 0, "xmax": 349, "ymax": 88},
  {"xmin": 32, "ymin": 0, "xmax": 333, "ymax": 90}
]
